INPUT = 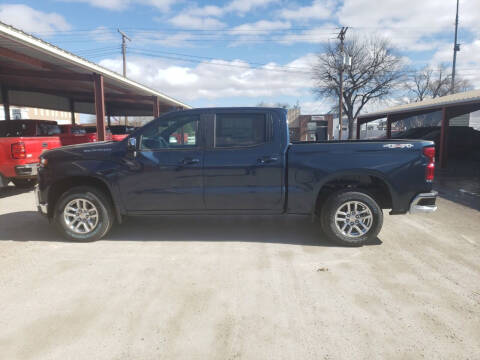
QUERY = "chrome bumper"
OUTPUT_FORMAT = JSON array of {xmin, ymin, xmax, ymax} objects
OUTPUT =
[
  {"xmin": 409, "ymin": 191, "xmax": 438, "ymax": 213},
  {"xmin": 34, "ymin": 185, "xmax": 48, "ymax": 215},
  {"xmin": 15, "ymin": 163, "xmax": 38, "ymax": 177}
]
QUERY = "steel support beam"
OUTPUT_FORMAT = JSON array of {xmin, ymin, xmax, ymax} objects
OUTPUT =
[
  {"xmin": 439, "ymin": 107, "xmax": 449, "ymax": 169},
  {"xmin": 93, "ymin": 73, "xmax": 106, "ymax": 141},
  {"xmin": 356, "ymin": 120, "xmax": 360, "ymax": 139},
  {"xmin": 0, "ymin": 67, "xmax": 93, "ymax": 81},
  {"xmin": 386, "ymin": 115, "xmax": 392, "ymax": 139},
  {"xmin": 153, "ymin": 96, "xmax": 160, "ymax": 118},
  {"xmin": 69, "ymin": 98, "xmax": 75, "ymax": 125},
  {"xmin": 1, "ymin": 86, "xmax": 10, "ymax": 121}
]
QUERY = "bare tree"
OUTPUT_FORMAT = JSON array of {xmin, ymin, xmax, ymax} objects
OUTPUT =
[
  {"xmin": 405, "ymin": 64, "xmax": 473, "ymax": 102},
  {"xmin": 312, "ymin": 36, "xmax": 405, "ymax": 139}
]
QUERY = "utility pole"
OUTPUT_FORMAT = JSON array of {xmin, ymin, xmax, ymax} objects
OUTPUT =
[
  {"xmin": 451, "ymin": 0, "xmax": 460, "ymax": 94},
  {"xmin": 337, "ymin": 27, "xmax": 348, "ymax": 140},
  {"xmin": 118, "ymin": 29, "xmax": 131, "ymax": 78},
  {"xmin": 118, "ymin": 29, "xmax": 131, "ymax": 125}
]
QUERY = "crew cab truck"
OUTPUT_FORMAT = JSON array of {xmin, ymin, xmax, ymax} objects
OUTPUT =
[
  {"xmin": 0, "ymin": 120, "xmax": 61, "ymax": 188},
  {"xmin": 58, "ymin": 125, "xmax": 92, "ymax": 146},
  {"xmin": 35, "ymin": 108, "xmax": 437, "ymax": 246}
]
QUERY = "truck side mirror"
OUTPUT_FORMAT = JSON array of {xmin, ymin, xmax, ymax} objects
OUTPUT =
[{"xmin": 127, "ymin": 137, "xmax": 137, "ymax": 151}]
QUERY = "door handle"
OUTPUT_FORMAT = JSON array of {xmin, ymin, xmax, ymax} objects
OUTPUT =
[
  {"xmin": 257, "ymin": 156, "xmax": 278, "ymax": 164},
  {"xmin": 181, "ymin": 158, "xmax": 200, "ymax": 165}
]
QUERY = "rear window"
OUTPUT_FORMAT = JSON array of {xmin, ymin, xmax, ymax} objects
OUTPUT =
[
  {"xmin": 71, "ymin": 127, "xmax": 86, "ymax": 135},
  {"xmin": 38, "ymin": 123, "xmax": 61, "ymax": 136},
  {"xmin": 0, "ymin": 121, "xmax": 36, "ymax": 137}
]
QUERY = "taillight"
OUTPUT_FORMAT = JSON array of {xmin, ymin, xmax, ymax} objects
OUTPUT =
[
  {"xmin": 11, "ymin": 142, "xmax": 26, "ymax": 159},
  {"xmin": 423, "ymin": 146, "xmax": 435, "ymax": 181}
]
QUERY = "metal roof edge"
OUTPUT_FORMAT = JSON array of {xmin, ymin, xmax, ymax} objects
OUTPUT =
[
  {"xmin": 0, "ymin": 21, "xmax": 192, "ymax": 109},
  {"xmin": 358, "ymin": 89, "xmax": 480, "ymax": 120}
]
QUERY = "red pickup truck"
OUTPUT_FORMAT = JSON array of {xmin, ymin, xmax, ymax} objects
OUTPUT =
[
  {"xmin": 59, "ymin": 125, "xmax": 113, "ymax": 146},
  {"xmin": 84, "ymin": 126, "xmax": 113, "ymax": 142},
  {"xmin": 0, "ymin": 120, "xmax": 61, "ymax": 188},
  {"xmin": 109, "ymin": 125, "xmax": 136, "ymax": 142}
]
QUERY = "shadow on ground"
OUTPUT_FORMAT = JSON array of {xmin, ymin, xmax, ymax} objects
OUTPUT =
[
  {"xmin": 433, "ymin": 158, "xmax": 480, "ymax": 212},
  {"xmin": 0, "ymin": 211, "xmax": 382, "ymax": 247},
  {"xmin": 0, "ymin": 186, "xmax": 32, "ymax": 199}
]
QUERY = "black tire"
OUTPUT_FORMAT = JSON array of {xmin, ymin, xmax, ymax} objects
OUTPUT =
[
  {"xmin": 320, "ymin": 189, "xmax": 383, "ymax": 247},
  {"xmin": 53, "ymin": 186, "xmax": 114, "ymax": 242},
  {"xmin": 12, "ymin": 178, "xmax": 37, "ymax": 188}
]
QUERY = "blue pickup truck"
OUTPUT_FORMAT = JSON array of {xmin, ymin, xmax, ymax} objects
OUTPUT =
[{"xmin": 35, "ymin": 107, "xmax": 437, "ymax": 246}]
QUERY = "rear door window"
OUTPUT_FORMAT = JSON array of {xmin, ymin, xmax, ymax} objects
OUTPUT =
[{"xmin": 215, "ymin": 113, "xmax": 266, "ymax": 148}]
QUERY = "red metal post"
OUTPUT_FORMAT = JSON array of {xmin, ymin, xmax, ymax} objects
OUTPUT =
[
  {"xmin": 93, "ymin": 73, "xmax": 106, "ymax": 141},
  {"xmin": 439, "ymin": 107, "xmax": 449, "ymax": 168},
  {"xmin": 153, "ymin": 96, "xmax": 160, "ymax": 118},
  {"xmin": 386, "ymin": 115, "xmax": 392, "ymax": 139},
  {"xmin": 1, "ymin": 86, "xmax": 10, "ymax": 121},
  {"xmin": 69, "ymin": 98, "xmax": 75, "ymax": 125}
]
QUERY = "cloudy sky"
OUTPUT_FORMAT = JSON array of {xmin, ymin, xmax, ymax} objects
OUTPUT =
[{"xmin": 0, "ymin": 0, "xmax": 479, "ymax": 113}]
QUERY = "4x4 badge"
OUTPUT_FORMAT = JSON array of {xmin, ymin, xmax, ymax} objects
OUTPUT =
[{"xmin": 383, "ymin": 143, "xmax": 414, "ymax": 149}]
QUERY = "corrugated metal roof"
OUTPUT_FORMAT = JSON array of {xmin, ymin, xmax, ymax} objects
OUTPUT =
[
  {"xmin": 0, "ymin": 21, "xmax": 191, "ymax": 110},
  {"xmin": 358, "ymin": 89, "xmax": 480, "ymax": 121}
]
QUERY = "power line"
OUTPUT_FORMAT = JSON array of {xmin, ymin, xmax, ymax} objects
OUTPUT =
[
  {"xmin": 129, "ymin": 47, "xmax": 312, "ymax": 71},
  {"xmin": 128, "ymin": 49, "xmax": 312, "ymax": 74}
]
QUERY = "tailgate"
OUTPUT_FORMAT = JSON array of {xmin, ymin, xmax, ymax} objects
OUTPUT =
[{"xmin": 22, "ymin": 136, "xmax": 61, "ymax": 162}]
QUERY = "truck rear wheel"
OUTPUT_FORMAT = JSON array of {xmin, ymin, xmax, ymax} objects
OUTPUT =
[
  {"xmin": 320, "ymin": 190, "xmax": 383, "ymax": 247},
  {"xmin": 53, "ymin": 186, "xmax": 113, "ymax": 242}
]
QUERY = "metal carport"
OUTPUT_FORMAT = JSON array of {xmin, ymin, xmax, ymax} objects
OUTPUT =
[
  {"xmin": 0, "ymin": 21, "xmax": 190, "ymax": 140},
  {"xmin": 357, "ymin": 90, "xmax": 480, "ymax": 168}
]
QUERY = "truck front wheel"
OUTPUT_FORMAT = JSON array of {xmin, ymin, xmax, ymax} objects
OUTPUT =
[
  {"xmin": 53, "ymin": 186, "xmax": 113, "ymax": 242},
  {"xmin": 320, "ymin": 190, "xmax": 383, "ymax": 247}
]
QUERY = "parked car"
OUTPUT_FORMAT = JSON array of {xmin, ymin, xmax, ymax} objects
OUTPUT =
[
  {"xmin": 109, "ymin": 125, "xmax": 136, "ymax": 142},
  {"xmin": 83, "ymin": 126, "xmax": 113, "ymax": 142},
  {"xmin": 0, "ymin": 120, "xmax": 61, "ymax": 188},
  {"xmin": 35, "ymin": 108, "xmax": 437, "ymax": 245}
]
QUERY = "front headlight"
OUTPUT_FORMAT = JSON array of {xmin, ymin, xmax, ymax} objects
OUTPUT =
[{"xmin": 39, "ymin": 157, "xmax": 48, "ymax": 168}]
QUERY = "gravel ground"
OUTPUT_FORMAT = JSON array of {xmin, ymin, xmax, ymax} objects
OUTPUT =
[{"xmin": 0, "ymin": 187, "xmax": 479, "ymax": 360}]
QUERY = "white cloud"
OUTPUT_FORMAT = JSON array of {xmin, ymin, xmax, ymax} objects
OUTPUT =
[
  {"xmin": 63, "ymin": 0, "xmax": 174, "ymax": 11},
  {"xmin": 99, "ymin": 54, "xmax": 316, "ymax": 101},
  {"xmin": 226, "ymin": 0, "xmax": 278, "ymax": 14},
  {"xmin": 0, "ymin": 4, "xmax": 70, "ymax": 33},
  {"xmin": 168, "ymin": 14, "xmax": 227, "ymax": 29},
  {"xmin": 280, "ymin": 0, "xmax": 335, "ymax": 21},
  {"xmin": 279, "ymin": 24, "xmax": 337, "ymax": 45},
  {"xmin": 337, "ymin": 0, "xmax": 480, "ymax": 52},
  {"xmin": 228, "ymin": 20, "xmax": 291, "ymax": 45},
  {"xmin": 299, "ymin": 101, "xmax": 332, "ymax": 114},
  {"xmin": 230, "ymin": 20, "xmax": 291, "ymax": 35},
  {"xmin": 89, "ymin": 26, "xmax": 117, "ymax": 42},
  {"xmin": 168, "ymin": 0, "xmax": 279, "ymax": 30},
  {"xmin": 432, "ymin": 40, "xmax": 480, "ymax": 89}
]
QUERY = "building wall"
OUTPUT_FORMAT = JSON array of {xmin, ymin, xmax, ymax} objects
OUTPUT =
[
  {"xmin": 0, "ymin": 105, "xmax": 78, "ymax": 124},
  {"xmin": 297, "ymin": 114, "xmax": 334, "ymax": 141}
]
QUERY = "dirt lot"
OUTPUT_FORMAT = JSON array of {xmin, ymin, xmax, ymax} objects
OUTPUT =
[{"xmin": 0, "ymin": 187, "xmax": 479, "ymax": 360}]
